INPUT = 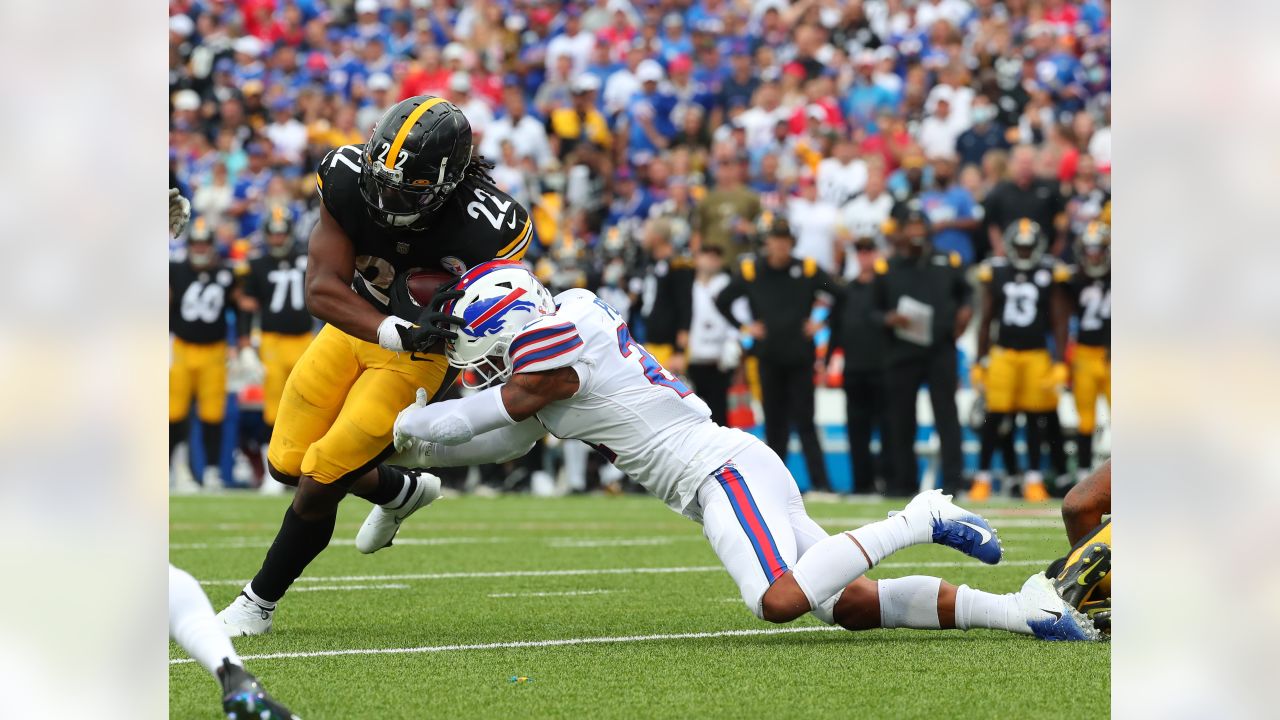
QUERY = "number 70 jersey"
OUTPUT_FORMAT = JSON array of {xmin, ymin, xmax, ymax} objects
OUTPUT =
[
  {"xmin": 516, "ymin": 289, "xmax": 757, "ymax": 517},
  {"xmin": 317, "ymin": 144, "xmax": 533, "ymax": 314}
]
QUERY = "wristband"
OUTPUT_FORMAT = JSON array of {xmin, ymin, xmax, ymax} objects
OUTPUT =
[{"xmin": 378, "ymin": 315, "xmax": 412, "ymax": 352}]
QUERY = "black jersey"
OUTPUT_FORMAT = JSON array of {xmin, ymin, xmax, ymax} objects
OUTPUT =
[
  {"xmin": 170, "ymin": 260, "xmax": 236, "ymax": 344},
  {"xmin": 978, "ymin": 256, "xmax": 1070, "ymax": 351},
  {"xmin": 1067, "ymin": 269, "xmax": 1111, "ymax": 348},
  {"xmin": 241, "ymin": 250, "xmax": 314, "ymax": 335},
  {"xmin": 316, "ymin": 144, "xmax": 533, "ymax": 314}
]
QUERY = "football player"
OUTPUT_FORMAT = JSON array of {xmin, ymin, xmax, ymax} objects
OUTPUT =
[
  {"xmin": 382, "ymin": 261, "xmax": 1099, "ymax": 641},
  {"xmin": 1048, "ymin": 460, "xmax": 1112, "ymax": 633},
  {"xmin": 170, "ymin": 217, "xmax": 242, "ymax": 491},
  {"xmin": 219, "ymin": 96, "xmax": 534, "ymax": 635},
  {"xmin": 1065, "ymin": 222, "xmax": 1111, "ymax": 473},
  {"xmin": 970, "ymin": 219, "xmax": 1071, "ymax": 502},
  {"xmin": 168, "ymin": 189, "xmax": 298, "ymax": 719},
  {"xmin": 235, "ymin": 206, "xmax": 317, "ymax": 493}
]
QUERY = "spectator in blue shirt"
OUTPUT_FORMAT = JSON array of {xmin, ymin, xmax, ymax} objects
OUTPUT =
[
  {"xmin": 955, "ymin": 95, "xmax": 1010, "ymax": 169},
  {"xmin": 230, "ymin": 143, "xmax": 274, "ymax": 237},
  {"xmin": 659, "ymin": 14, "xmax": 693, "ymax": 64},
  {"xmin": 918, "ymin": 154, "xmax": 980, "ymax": 264},
  {"xmin": 624, "ymin": 61, "xmax": 678, "ymax": 158},
  {"xmin": 844, "ymin": 51, "xmax": 899, "ymax": 131}
]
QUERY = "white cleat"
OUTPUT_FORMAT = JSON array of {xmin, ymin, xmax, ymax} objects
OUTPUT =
[
  {"xmin": 1018, "ymin": 573, "xmax": 1102, "ymax": 641},
  {"xmin": 171, "ymin": 462, "xmax": 201, "ymax": 495},
  {"xmin": 355, "ymin": 470, "xmax": 442, "ymax": 554},
  {"xmin": 202, "ymin": 466, "xmax": 227, "ymax": 492},
  {"xmin": 217, "ymin": 592, "xmax": 275, "ymax": 637}
]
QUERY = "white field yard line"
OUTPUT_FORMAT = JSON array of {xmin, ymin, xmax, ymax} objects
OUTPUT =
[
  {"xmin": 291, "ymin": 584, "xmax": 409, "ymax": 592},
  {"xmin": 200, "ymin": 559, "xmax": 1052, "ymax": 587},
  {"xmin": 170, "ymin": 625, "xmax": 844, "ymax": 665},
  {"xmin": 171, "ymin": 535, "xmax": 700, "ymax": 551},
  {"xmin": 488, "ymin": 589, "xmax": 618, "ymax": 598}
]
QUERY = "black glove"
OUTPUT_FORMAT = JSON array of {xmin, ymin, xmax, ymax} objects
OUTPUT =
[{"xmin": 396, "ymin": 287, "xmax": 465, "ymax": 356}]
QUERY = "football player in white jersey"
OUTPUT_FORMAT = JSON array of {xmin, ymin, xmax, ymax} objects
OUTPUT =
[{"xmin": 365, "ymin": 260, "xmax": 1098, "ymax": 641}]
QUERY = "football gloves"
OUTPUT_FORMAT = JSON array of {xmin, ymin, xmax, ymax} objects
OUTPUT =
[
  {"xmin": 396, "ymin": 285, "xmax": 465, "ymax": 357},
  {"xmin": 169, "ymin": 188, "xmax": 191, "ymax": 237}
]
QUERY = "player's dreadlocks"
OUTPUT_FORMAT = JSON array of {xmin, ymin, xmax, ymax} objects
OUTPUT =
[{"xmin": 465, "ymin": 155, "xmax": 497, "ymax": 185}]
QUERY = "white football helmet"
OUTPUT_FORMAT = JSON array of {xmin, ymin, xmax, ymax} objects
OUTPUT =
[{"xmin": 445, "ymin": 260, "xmax": 556, "ymax": 388}]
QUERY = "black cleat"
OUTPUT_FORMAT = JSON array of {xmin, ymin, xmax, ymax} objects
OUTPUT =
[
  {"xmin": 1052, "ymin": 542, "xmax": 1111, "ymax": 610},
  {"xmin": 219, "ymin": 658, "xmax": 300, "ymax": 720}
]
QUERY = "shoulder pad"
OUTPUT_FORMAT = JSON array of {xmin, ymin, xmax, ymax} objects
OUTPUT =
[
  {"xmin": 949, "ymin": 251, "xmax": 962, "ymax": 268},
  {"xmin": 509, "ymin": 317, "xmax": 585, "ymax": 375},
  {"xmin": 1053, "ymin": 263, "xmax": 1073, "ymax": 283},
  {"xmin": 873, "ymin": 257, "xmax": 888, "ymax": 275},
  {"xmin": 802, "ymin": 257, "xmax": 817, "ymax": 277},
  {"xmin": 740, "ymin": 258, "xmax": 756, "ymax": 282},
  {"xmin": 976, "ymin": 261, "xmax": 993, "ymax": 282}
]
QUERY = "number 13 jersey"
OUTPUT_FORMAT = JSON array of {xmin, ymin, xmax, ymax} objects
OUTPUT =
[
  {"xmin": 514, "ymin": 288, "xmax": 757, "ymax": 519},
  {"xmin": 317, "ymin": 144, "xmax": 534, "ymax": 314},
  {"xmin": 977, "ymin": 256, "xmax": 1071, "ymax": 350}
]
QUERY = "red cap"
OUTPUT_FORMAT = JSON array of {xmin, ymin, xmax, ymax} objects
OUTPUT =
[{"xmin": 669, "ymin": 54, "xmax": 693, "ymax": 74}]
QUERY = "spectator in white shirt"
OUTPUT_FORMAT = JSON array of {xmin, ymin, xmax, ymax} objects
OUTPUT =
[
  {"xmin": 545, "ymin": 9, "xmax": 594, "ymax": 77},
  {"xmin": 490, "ymin": 139, "xmax": 535, "ymax": 211},
  {"xmin": 787, "ymin": 173, "xmax": 842, "ymax": 273},
  {"xmin": 264, "ymin": 99, "xmax": 307, "ymax": 165},
  {"xmin": 838, "ymin": 163, "xmax": 894, "ymax": 275},
  {"xmin": 603, "ymin": 44, "xmax": 645, "ymax": 119},
  {"xmin": 736, "ymin": 80, "xmax": 789, "ymax": 148},
  {"xmin": 917, "ymin": 89, "xmax": 966, "ymax": 160},
  {"xmin": 191, "ymin": 161, "xmax": 235, "ymax": 230},
  {"xmin": 685, "ymin": 245, "xmax": 738, "ymax": 425},
  {"xmin": 480, "ymin": 86, "xmax": 554, "ymax": 170},
  {"xmin": 448, "ymin": 73, "xmax": 494, "ymax": 138},
  {"xmin": 816, "ymin": 136, "xmax": 869, "ymax": 206}
]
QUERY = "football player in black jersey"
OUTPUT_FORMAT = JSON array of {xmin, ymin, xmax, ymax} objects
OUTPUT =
[
  {"xmin": 235, "ymin": 206, "xmax": 317, "ymax": 493},
  {"xmin": 969, "ymin": 219, "xmax": 1070, "ymax": 502},
  {"xmin": 1065, "ymin": 222, "xmax": 1111, "ymax": 473},
  {"xmin": 171, "ymin": 217, "xmax": 242, "ymax": 492},
  {"xmin": 219, "ymin": 96, "xmax": 534, "ymax": 635}
]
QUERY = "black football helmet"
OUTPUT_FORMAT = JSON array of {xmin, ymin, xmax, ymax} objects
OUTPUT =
[
  {"xmin": 360, "ymin": 95, "xmax": 473, "ymax": 230},
  {"xmin": 1005, "ymin": 218, "xmax": 1046, "ymax": 271},
  {"xmin": 187, "ymin": 216, "xmax": 216, "ymax": 269},
  {"xmin": 263, "ymin": 205, "xmax": 294, "ymax": 258},
  {"xmin": 1075, "ymin": 221, "xmax": 1111, "ymax": 278}
]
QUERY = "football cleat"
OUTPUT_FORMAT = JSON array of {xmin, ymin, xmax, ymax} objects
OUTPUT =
[
  {"xmin": 1053, "ymin": 542, "xmax": 1111, "ymax": 610},
  {"xmin": 1018, "ymin": 573, "xmax": 1102, "ymax": 641},
  {"xmin": 217, "ymin": 592, "xmax": 275, "ymax": 637},
  {"xmin": 355, "ymin": 470, "xmax": 443, "ymax": 554},
  {"xmin": 893, "ymin": 489, "xmax": 1003, "ymax": 565},
  {"xmin": 1022, "ymin": 481, "xmax": 1049, "ymax": 503},
  {"xmin": 219, "ymin": 658, "xmax": 300, "ymax": 719}
]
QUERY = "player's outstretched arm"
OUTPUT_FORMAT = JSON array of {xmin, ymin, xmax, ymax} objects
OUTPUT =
[
  {"xmin": 391, "ymin": 418, "xmax": 547, "ymax": 468},
  {"xmin": 1062, "ymin": 459, "xmax": 1111, "ymax": 545},
  {"xmin": 305, "ymin": 203, "xmax": 395, "ymax": 345},
  {"xmin": 394, "ymin": 368, "xmax": 578, "ymax": 448}
]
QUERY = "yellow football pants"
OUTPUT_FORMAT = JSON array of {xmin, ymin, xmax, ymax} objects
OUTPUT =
[
  {"xmin": 1071, "ymin": 344, "xmax": 1111, "ymax": 434},
  {"xmin": 986, "ymin": 347, "xmax": 1058, "ymax": 413},
  {"xmin": 169, "ymin": 338, "xmax": 228, "ymax": 424},
  {"xmin": 259, "ymin": 331, "xmax": 315, "ymax": 427},
  {"xmin": 266, "ymin": 324, "xmax": 448, "ymax": 485}
]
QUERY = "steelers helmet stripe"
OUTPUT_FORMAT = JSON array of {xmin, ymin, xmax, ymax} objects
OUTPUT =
[
  {"xmin": 499, "ymin": 218, "xmax": 533, "ymax": 259},
  {"xmin": 385, "ymin": 97, "xmax": 448, "ymax": 170},
  {"xmin": 315, "ymin": 172, "xmax": 324, "ymax": 190}
]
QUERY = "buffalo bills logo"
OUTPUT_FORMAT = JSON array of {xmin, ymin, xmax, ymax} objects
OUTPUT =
[{"xmin": 461, "ymin": 288, "xmax": 536, "ymax": 338}]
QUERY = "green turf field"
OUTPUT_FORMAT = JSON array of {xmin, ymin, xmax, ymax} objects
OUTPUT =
[{"xmin": 170, "ymin": 493, "xmax": 1109, "ymax": 719}]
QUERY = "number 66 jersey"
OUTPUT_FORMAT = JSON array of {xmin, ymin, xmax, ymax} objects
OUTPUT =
[
  {"xmin": 515, "ymin": 289, "xmax": 758, "ymax": 520},
  {"xmin": 317, "ymin": 144, "xmax": 533, "ymax": 311}
]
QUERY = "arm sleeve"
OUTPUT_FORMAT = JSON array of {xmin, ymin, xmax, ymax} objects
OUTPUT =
[
  {"xmin": 395, "ymin": 386, "xmax": 516, "ymax": 446},
  {"xmin": 393, "ymin": 418, "xmax": 546, "ymax": 468},
  {"xmin": 509, "ymin": 318, "xmax": 585, "ymax": 375}
]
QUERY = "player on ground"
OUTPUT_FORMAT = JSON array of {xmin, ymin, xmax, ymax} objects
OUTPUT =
[
  {"xmin": 970, "ymin": 219, "xmax": 1071, "ymax": 502},
  {"xmin": 1047, "ymin": 459, "xmax": 1112, "ymax": 633},
  {"xmin": 235, "ymin": 206, "xmax": 317, "ymax": 493},
  {"xmin": 219, "ymin": 96, "xmax": 535, "ymax": 636},
  {"xmin": 170, "ymin": 217, "xmax": 241, "ymax": 491},
  {"xmin": 381, "ymin": 261, "xmax": 1099, "ymax": 641},
  {"xmin": 1064, "ymin": 222, "xmax": 1111, "ymax": 474},
  {"xmin": 169, "ymin": 190, "xmax": 298, "ymax": 719}
]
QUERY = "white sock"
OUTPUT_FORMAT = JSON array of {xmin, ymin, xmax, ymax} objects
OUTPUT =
[
  {"xmin": 241, "ymin": 582, "xmax": 276, "ymax": 609},
  {"xmin": 954, "ymin": 584, "xmax": 1031, "ymax": 635},
  {"xmin": 169, "ymin": 565, "xmax": 241, "ymax": 676},
  {"xmin": 791, "ymin": 515, "xmax": 928, "ymax": 608},
  {"xmin": 878, "ymin": 576, "xmax": 942, "ymax": 629}
]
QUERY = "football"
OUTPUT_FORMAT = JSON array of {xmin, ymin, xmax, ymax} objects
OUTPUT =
[{"xmin": 403, "ymin": 269, "xmax": 459, "ymax": 308}]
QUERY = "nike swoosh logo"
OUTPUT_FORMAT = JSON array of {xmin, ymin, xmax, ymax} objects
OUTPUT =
[
  {"xmin": 1078, "ymin": 559, "xmax": 1105, "ymax": 585},
  {"xmin": 1042, "ymin": 608, "xmax": 1062, "ymax": 620},
  {"xmin": 506, "ymin": 214, "xmax": 517, "ymax": 229},
  {"xmin": 956, "ymin": 520, "xmax": 992, "ymax": 545}
]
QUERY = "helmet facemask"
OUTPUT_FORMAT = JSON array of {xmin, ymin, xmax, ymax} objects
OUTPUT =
[
  {"xmin": 359, "ymin": 155, "xmax": 458, "ymax": 230},
  {"xmin": 1076, "ymin": 224, "xmax": 1111, "ymax": 278},
  {"xmin": 1006, "ymin": 220, "xmax": 1046, "ymax": 271}
]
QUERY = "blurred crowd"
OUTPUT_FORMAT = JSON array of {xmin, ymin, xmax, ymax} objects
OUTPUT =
[{"xmin": 169, "ymin": 0, "xmax": 1112, "ymax": 497}]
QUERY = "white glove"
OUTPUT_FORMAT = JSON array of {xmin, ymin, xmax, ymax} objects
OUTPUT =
[
  {"xmin": 717, "ymin": 337, "xmax": 743, "ymax": 373},
  {"xmin": 169, "ymin": 188, "xmax": 191, "ymax": 237},
  {"xmin": 393, "ymin": 388, "xmax": 430, "ymax": 453},
  {"xmin": 238, "ymin": 346, "xmax": 265, "ymax": 386}
]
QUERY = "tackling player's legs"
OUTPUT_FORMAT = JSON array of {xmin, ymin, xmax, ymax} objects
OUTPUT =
[
  {"xmin": 169, "ymin": 565, "xmax": 299, "ymax": 718},
  {"xmin": 218, "ymin": 327, "xmax": 445, "ymax": 635}
]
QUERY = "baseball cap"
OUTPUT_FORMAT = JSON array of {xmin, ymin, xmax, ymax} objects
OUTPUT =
[
  {"xmin": 443, "ymin": 42, "xmax": 466, "ymax": 62},
  {"xmin": 355, "ymin": 0, "xmax": 380, "ymax": 14},
  {"xmin": 449, "ymin": 72, "xmax": 471, "ymax": 93},
  {"xmin": 766, "ymin": 217, "xmax": 795, "ymax": 241},
  {"xmin": 571, "ymin": 74, "xmax": 601, "ymax": 94},
  {"xmin": 636, "ymin": 59, "xmax": 664, "ymax": 83},
  {"xmin": 173, "ymin": 89, "xmax": 201, "ymax": 112},
  {"xmin": 669, "ymin": 54, "xmax": 693, "ymax": 74},
  {"xmin": 806, "ymin": 104, "xmax": 827, "ymax": 121},
  {"xmin": 234, "ymin": 36, "xmax": 264, "ymax": 57},
  {"xmin": 367, "ymin": 72, "xmax": 393, "ymax": 91},
  {"xmin": 169, "ymin": 14, "xmax": 194, "ymax": 37}
]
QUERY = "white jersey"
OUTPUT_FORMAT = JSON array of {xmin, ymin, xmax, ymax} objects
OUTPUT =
[{"xmin": 511, "ymin": 289, "xmax": 757, "ymax": 518}]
